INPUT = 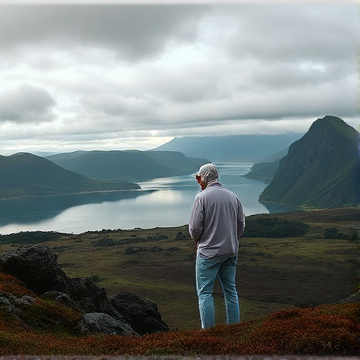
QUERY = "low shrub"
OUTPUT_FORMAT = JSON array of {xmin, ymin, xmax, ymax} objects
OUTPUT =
[
  {"xmin": 0, "ymin": 303, "xmax": 358, "ymax": 355},
  {"xmin": 242, "ymin": 217, "xmax": 309, "ymax": 238}
]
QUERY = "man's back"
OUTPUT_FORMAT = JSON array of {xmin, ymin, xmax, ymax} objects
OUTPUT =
[{"xmin": 189, "ymin": 182, "xmax": 245, "ymax": 258}]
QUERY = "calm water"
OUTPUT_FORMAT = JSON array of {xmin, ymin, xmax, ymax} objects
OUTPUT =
[{"xmin": 0, "ymin": 162, "xmax": 270, "ymax": 235}]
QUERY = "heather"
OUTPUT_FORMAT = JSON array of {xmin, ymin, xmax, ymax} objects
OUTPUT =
[{"xmin": 0, "ymin": 270, "xmax": 359, "ymax": 355}]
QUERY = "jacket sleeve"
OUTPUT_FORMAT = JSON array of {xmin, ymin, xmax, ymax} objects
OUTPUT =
[
  {"xmin": 237, "ymin": 199, "xmax": 246, "ymax": 239},
  {"xmin": 188, "ymin": 196, "xmax": 204, "ymax": 242}
]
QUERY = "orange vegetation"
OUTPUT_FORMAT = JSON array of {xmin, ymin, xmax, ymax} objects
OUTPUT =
[{"xmin": 0, "ymin": 270, "xmax": 359, "ymax": 356}]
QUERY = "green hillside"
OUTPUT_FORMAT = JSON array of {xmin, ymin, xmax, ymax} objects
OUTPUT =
[
  {"xmin": 0, "ymin": 152, "xmax": 139, "ymax": 200},
  {"xmin": 244, "ymin": 158, "xmax": 281, "ymax": 183},
  {"xmin": 47, "ymin": 150, "xmax": 207, "ymax": 182},
  {"xmin": 259, "ymin": 116, "xmax": 360, "ymax": 208}
]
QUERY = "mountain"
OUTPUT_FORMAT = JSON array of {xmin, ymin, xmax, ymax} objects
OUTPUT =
[
  {"xmin": 0, "ymin": 152, "xmax": 139, "ymax": 200},
  {"xmin": 259, "ymin": 115, "xmax": 360, "ymax": 208},
  {"xmin": 243, "ymin": 147, "xmax": 290, "ymax": 183},
  {"xmin": 244, "ymin": 158, "xmax": 282, "ymax": 183},
  {"xmin": 154, "ymin": 134, "xmax": 303, "ymax": 162},
  {"xmin": 46, "ymin": 150, "xmax": 208, "ymax": 182}
]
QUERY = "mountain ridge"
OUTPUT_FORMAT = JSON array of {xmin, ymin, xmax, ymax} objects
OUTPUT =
[
  {"xmin": 0, "ymin": 152, "xmax": 139, "ymax": 200},
  {"xmin": 259, "ymin": 115, "xmax": 360, "ymax": 208},
  {"xmin": 46, "ymin": 150, "xmax": 208, "ymax": 182},
  {"xmin": 154, "ymin": 133, "xmax": 304, "ymax": 162}
]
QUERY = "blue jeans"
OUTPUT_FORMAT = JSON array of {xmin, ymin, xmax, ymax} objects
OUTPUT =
[{"xmin": 195, "ymin": 252, "xmax": 240, "ymax": 329}]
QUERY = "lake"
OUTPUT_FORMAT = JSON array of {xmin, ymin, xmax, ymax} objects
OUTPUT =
[{"xmin": 0, "ymin": 162, "xmax": 271, "ymax": 235}]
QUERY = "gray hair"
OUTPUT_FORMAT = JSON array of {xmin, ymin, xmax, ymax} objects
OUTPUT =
[{"xmin": 196, "ymin": 163, "xmax": 219, "ymax": 183}]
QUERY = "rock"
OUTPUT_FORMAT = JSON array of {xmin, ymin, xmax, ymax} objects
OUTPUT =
[
  {"xmin": 66, "ymin": 277, "xmax": 122, "ymax": 319},
  {"xmin": 41, "ymin": 291, "xmax": 82, "ymax": 312},
  {"xmin": 76, "ymin": 312, "xmax": 136, "ymax": 336},
  {"xmin": 0, "ymin": 245, "xmax": 69, "ymax": 294},
  {"xmin": 337, "ymin": 290, "xmax": 360, "ymax": 303},
  {"xmin": 14, "ymin": 295, "xmax": 35, "ymax": 306},
  {"xmin": 0, "ymin": 245, "xmax": 170, "ymax": 335},
  {"xmin": 0, "ymin": 245, "xmax": 116, "ymax": 316},
  {"xmin": 0, "ymin": 293, "xmax": 22, "ymax": 317},
  {"xmin": 110, "ymin": 292, "xmax": 170, "ymax": 335}
]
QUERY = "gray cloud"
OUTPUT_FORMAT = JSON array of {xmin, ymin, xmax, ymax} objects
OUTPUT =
[
  {"xmin": 0, "ymin": 5, "xmax": 207, "ymax": 62},
  {"xmin": 0, "ymin": 2, "xmax": 358, "ymax": 154},
  {"xmin": 0, "ymin": 84, "xmax": 57, "ymax": 123},
  {"xmin": 225, "ymin": 4, "xmax": 358, "ymax": 63}
]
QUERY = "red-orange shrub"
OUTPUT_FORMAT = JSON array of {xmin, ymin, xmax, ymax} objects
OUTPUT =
[
  {"xmin": 247, "ymin": 306, "xmax": 358, "ymax": 355},
  {"xmin": 0, "ymin": 272, "xmax": 34, "ymax": 297}
]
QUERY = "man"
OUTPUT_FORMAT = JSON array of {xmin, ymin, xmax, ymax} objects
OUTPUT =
[{"xmin": 189, "ymin": 163, "xmax": 245, "ymax": 329}]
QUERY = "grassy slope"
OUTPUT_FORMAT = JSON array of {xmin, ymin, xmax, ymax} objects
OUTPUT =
[
  {"xmin": 0, "ymin": 153, "xmax": 139, "ymax": 199},
  {"xmin": 0, "ymin": 207, "xmax": 358, "ymax": 331}
]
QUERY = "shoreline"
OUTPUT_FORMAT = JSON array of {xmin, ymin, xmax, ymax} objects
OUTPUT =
[{"xmin": 0, "ymin": 188, "xmax": 155, "ymax": 202}]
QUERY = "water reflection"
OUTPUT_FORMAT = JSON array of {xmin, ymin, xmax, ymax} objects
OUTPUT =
[
  {"xmin": 0, "ymin": 191, "xmax": 147, "ymax": 230},
  {"xmin": 0, "ymin": 163, "xmax": 272, "ymax": 234}
]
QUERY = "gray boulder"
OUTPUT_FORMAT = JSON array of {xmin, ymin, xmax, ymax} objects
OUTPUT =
[
  {"xmin": 111, "ymin": 292, "xmax": 170, "ymax": 335},
  {"xmin": 0, "ymin": 245, "xmax": 169, "ymax": 335},
  {"xmin": 67, "ymin": 277, "xmax": 121, "ymax": 318},
  {"xmin": 41, "ymin": 291, "xmax": 82, "ymax": 312},
  {"xmin": 0, "ymin": 245, "xmax": 116, "ymax": 317},
  {"xmin": 0, "ymin": 245, "xmax": 69, "ymax": 294},
  {"xmin": 76, "ymin": 312, "xmax": 136, "ymax": 336}
]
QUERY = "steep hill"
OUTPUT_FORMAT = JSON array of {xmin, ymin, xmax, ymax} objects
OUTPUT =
[
  {"xmin": 47, "ymin": 150, "xmax": 208, "ymax": 182},
  {"xmin": 243, "ymin": 158, "xmax": 282, "ymax": 183},
  {"xmin": 244, "ymin": 147, "xmax": 290, "ymax": 183},
  {"xmin": 259, "ymin": 116, "xmax": 360, "ymax": 208},
  {"xmin": 154, "ymin": 134, "xmax": 303, "ymax": 162},
  {"xmin": 0, "ymin": 152, "xmax": 139, "ymax": 200}
]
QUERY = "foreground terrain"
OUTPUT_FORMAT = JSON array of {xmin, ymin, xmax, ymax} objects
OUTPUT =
[
  {"xmin": 0, "ymin": 207, "xmax": 359, "ymax": 355},
  {"xmin": 0, "ymin": 207, "xmax": 359, "ymax": 330}
]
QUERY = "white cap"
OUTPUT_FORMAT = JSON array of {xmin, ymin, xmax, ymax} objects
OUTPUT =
[{"xmin": 196, "ymin": 163, "xmax": 219, "ymax": 183}]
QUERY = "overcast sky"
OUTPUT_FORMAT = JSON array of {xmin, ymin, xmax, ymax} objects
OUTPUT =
[{"xmin": 0, "ymin": 0, "xmax": 359, "ymax": 155}]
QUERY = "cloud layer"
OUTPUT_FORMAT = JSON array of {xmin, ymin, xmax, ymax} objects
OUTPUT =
[{"xmin": 0, "ymin": 2, "xmax": 359, "ymax": 154}]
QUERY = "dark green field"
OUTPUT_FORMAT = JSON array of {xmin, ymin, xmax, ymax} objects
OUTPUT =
[{"xmin": 0, "ymin": 207, "xmax": 358, "ymax": 330}]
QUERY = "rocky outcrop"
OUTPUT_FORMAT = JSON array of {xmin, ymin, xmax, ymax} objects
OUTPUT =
[
  {"xmin": 0, "ymin": 245, "xmax": 169, "ymax": 336},
  {"xmin": 0, "ymin": 245, "xmax": 69, "ymax": 294},
  {"xmin": 76, "ymin": 312, "xmax": 136, "ymax": 336},
  {"xmin": 111, "ymin": 292, "xmax": 170, "ymax": 335},
  {"xmin": 41, "ymin": 291, "xmax": 83, "ymax": 312}
]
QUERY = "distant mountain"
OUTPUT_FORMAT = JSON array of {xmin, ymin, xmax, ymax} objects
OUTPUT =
[
  {"xmin": 243, "ymin": 147, "xmax": 290, "ymax": 183},
  {"xmin": 244, "ymin": 158, "xmax": 282, "ymax": 183},
  {"xmin": 46, "ymin": 150, "xmax": 208, "ymax": 182},
  {"xmin": 259, "ymin": 116, "xmax": 360, "ymax": 208},
  {"xmin": 0, "ymin": 153, "xmax": 139, "ymax": 200},
  {"xmin": 154, "ymin": 134, "xmax": 303, "ymax": 162}
]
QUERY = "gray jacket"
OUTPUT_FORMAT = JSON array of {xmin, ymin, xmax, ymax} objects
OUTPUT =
[{"xmin": 189, "ymin": 182, "xmax": 245, "ymax": 258}]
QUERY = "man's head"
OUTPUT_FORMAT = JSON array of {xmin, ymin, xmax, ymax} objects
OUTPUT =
[{"xmin": 195, "ymin": 163, "xmax": 219, "ymax": 190}]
